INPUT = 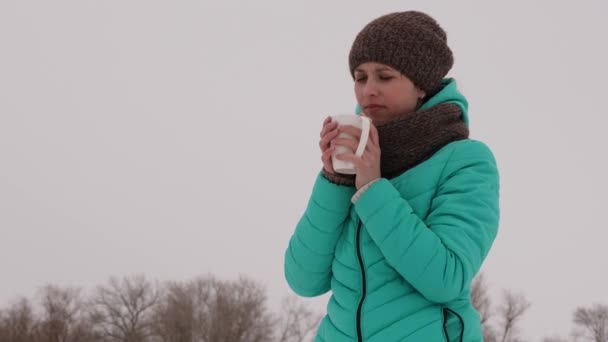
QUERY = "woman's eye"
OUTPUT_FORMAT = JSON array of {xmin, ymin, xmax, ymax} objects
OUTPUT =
[
  {"xmin": 379, "ymin": 75, "xmax": 394, "ymax": 81},
  {"xmin": 355, "ymin": 77, "xmax": 367, "ymax": 83}
]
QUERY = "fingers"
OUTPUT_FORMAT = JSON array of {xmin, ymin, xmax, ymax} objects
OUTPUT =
[
  {"xmin": 334, "ymin": 121, "xmax": 381, "ymax": 185},
  {"xmin": 331, "ymin": 137, "xmax": 359, "ymax": 151},
  {"xmin": 319, "ymin": 127, "xmax": 340, "ymax": 151},
  {"xmin": 320, "ymin": 117, "xmax": 338, "ymax": 138},
  {"xmin": 338, "ymin": 125, "xmax": 362, "ymax": 140},
  {"xmin": 335, "ymin": 152, "xmax": 361, "ymax": 169},
  {"xmin": 321, "ymin": 145, "xmax": 336, "ymax": 174},
  {"xmin": 320, "ymin": 116, "xmax": 339, "ymax": 174},
  {"xmin": 365, "ymin": 123, "xmax": 380, "ymax": 154},
  {"xmin": 319, "ymin": 117, "xmax": 339, "ymax": 152}
]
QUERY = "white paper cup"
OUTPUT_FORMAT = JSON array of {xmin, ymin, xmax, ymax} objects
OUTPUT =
[{"xmin": 330, "ymin": 114, "xmax": 371, "ymax": 175}]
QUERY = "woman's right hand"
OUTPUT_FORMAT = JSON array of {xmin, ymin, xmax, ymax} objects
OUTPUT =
[{"xmin": 319, "ymin": 116, "xmax": 341, "ymax": 174}]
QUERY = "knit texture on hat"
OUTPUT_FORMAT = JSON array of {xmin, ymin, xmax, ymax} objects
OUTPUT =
[{"xmin": 349, "ymin": 11, "xmax": 453, "ymax": 92}]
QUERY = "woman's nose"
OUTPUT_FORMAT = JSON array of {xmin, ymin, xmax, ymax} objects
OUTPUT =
[{"xmin": 363, "ymin": 81, "xmax": 379, "ymax": 97}]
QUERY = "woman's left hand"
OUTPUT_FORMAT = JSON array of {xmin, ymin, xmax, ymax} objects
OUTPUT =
[{"xmin": 333, "ymin": 121, "xmax": 381, "ymax": 190}]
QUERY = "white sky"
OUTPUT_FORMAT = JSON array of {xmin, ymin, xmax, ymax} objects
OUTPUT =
[{"xmin": 1, "ymin": 1, "xmax": 607, "ymax": 341}]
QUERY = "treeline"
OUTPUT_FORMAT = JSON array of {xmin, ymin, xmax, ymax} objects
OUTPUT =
[
  {"xmin": 0, "ymin": 273, "xmax": 606, "ymax": 342},
  {"xmin": 471, "ymin": 274, "xmax": 607, "ymax": 342},
  {"xmin": 0, "ymin": 274, "xmax": 320, "ymax": 342}
]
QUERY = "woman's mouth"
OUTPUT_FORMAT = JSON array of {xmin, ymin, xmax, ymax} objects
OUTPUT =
[{"xmin": 364, "ymin": 105, "xmax": 385, "ymax": 114}]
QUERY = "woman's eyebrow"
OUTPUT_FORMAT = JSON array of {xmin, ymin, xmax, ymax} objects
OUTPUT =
[
  {"xmin": 375, "ymin": 66, "xmax": 394, "ymax": 72},
  {"xmin": 354, "ymin": 67, "xmax": 394, "ymax": 73}
]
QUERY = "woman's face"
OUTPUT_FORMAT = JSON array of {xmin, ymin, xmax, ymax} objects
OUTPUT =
[{"xmin": 354, "ymin": 62, "xmax": 425, "ymax": 126}]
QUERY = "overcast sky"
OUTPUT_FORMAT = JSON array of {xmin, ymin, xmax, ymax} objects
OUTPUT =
[{"xmin": 1, "ymin": 1, "xmax": 607, "ymax": 341}]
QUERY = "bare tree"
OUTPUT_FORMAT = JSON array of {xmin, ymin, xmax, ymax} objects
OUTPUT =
[
  {"xmin": 273, "ymin": 294, "xmax": 322, "ymax": 342},
  {"xmin": 89, "ymin": 274, "xmax": 160, "ymax": 342},
  {"xmin": 470, "ymin": 274, "xmax": 531, "ymax": 342},
  {"xmin": 471, "ymin": 274, "xmax": 492, "ymax": 325},
  {"xmin": 36, "ymin": 284, "xmax": 100, "ymax": 342},
  {"xmin": 572, "ymin": 303, "xmax": 608, "ymax": 342},
  {"xmin": 195, "ymin": 275, "xmax": 275, "ymax": 342},
  {"xmin": 153, "ymin": 274, "xmax": 277, "ymax": 342},
  {"xmin": 152, "ymin": 281, "xmax": 196, "ymax": 342},
  {"xmin": 471, "ymin": 273, "xmax": 496, "ymax": 342},
  {"xmin": 0, "ymin": 273, "xmax": 323, "ymax": 342},
  {"xmin": 497, "ymin": 290, "xmax": 531, "ymax": 342},
  {"xmin": 0, "ymin": 297, "xmax": 38, "ymax": 342},
  {"xmin": 151, "ymin": 275, "xmax": 321, "ymax": 342}
]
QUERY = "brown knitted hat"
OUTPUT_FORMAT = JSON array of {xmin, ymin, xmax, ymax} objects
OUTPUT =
[{"xmin": 349, "ymin": 11, "xmax": 453, "ymax": 93}]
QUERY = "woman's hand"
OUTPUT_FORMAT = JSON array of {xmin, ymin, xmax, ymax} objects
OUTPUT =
[
  {"xmin": 319, "ymin": 116, "xmax": 340, "ymax": 174},
  {"xmin": 333, "ymin": 121, "xmax": 381, "ymax": 189}
]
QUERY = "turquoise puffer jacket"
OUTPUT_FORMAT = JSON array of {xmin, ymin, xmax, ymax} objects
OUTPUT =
[{"xmin": 284, "ymin": 79, "xmax": 500, "ymax": 341}]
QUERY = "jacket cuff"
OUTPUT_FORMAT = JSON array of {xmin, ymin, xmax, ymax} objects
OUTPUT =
[
  {"xmin": 321, "ymin": 169, "xmax": 356, "ymax": 187},
  {"xmin": 353, "ymin": 178, "xmax": 407, "ymax": 219},
  {"xmin": 311, "ymin": 170, "xmax": 357, "ymax": 213},
  {"xmin": 351, "ymin": 178, "xmax": 382, "ymax": 204}
]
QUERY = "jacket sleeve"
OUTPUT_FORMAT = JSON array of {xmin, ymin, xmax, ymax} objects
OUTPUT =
[
  {"xmin": 284, "ymin": 171, "xmax": 356, "ymax": 297},
  {"xmin": 353, "ymin": 140, "xmax": 500, "ymax": 303}
]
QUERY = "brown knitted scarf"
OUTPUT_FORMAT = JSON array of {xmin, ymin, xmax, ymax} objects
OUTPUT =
[{"xmin": 323, "ymin": 103, "xmax": 469, "ymax": 186}]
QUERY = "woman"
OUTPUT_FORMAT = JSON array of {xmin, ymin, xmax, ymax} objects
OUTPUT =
[{"xmin": 284, "ymin": 11, "xmax": 499, "ymax": 342}]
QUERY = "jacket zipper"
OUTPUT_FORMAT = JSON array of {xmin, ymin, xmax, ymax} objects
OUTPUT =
[
  {"xmin": 442, "ymin": 308, "xmax": 449, "ymax": 341},
  {"xmin": 442, "ymin": 307, "xmax": 465, "ymax": 342},
  {"xmin": 355, "ymin": 219, "xmax": 366, "ymax": 342}
]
